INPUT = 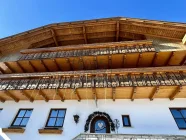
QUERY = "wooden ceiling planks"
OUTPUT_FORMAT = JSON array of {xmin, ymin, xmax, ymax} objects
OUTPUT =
[{"xmin": 1, "ymin": 86, "xmax": 185, "ymax": 102}]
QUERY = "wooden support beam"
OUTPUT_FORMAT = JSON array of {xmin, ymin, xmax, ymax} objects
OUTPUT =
[
  {"xmin": 74, "ymin": 89, "xmax": 81, "ymax": 102},
  {"xmin": 16, "ymin": 61, "xmax": 25, "ymax": 73},
  {"xmin": 0, "ymin": 96, "xmax": 5, "ymax": 103},
  {"xmin": 40, "ymin": 60, "xmax": 49, "ymax": 71},
  {"xmin": 137, "ymin": 53, "xmax": 142, "ymax": 67},
  {"xmin": 112, "ymin": 87, "xmax": 116, "ymax": 101},
  {"xmin": 182, "ymin": 34, "xmax": 186, "ymax": 45},
  {"xmin": 151, "ymin": 52, "xmax": 158, "ymax": 66},
  {"xmin": 21, "ymin": 90, "xmax": 34, "ymax": 102},
  {"xmin": 150, "ymin": 86, "xmax": 159, "ymax": 101},
  {"xmin": 56, "ymin": 89, "xmax": 64, "ymax": 102},
  {"xmin": 51, "ymin": 29, "xmax": 59, "ymax": 46},
  {"xmin": 108, "ymin": 55, "xmax": 112, "ymax": 69},
  {"xmin": 66, "ymin": 58, "xmax": 73, "ymax": 70},
  {"xmin": 166, "ymin": 52, "xmax": 174, "ymax": 66},
  {"xmin": 28, "ymin": 61, "xmax": 37, "ymax": 72},
  {"xmin": 53, "ymin": 59, "xmax": 61, "ymax": 71},
  {"xmin": 3, "ymin": 62, "xmax": 14, "ymax": 73},
  {"xmin": 39, "ymin": 90, "xmax": 49, "ymax": 102},
  {"xmin": 131, "ymin": 87, "xmax": 137, "ymax": 101},
  {"xmin": 123, "ymin": 54, "xmax": 127, "ymax": 67},
  {"xmin": 4, "ymin": 90, "xmax": 19, "ymax": 102},
  {"xmin": 181, "ymin": 55, "xmax": 186, "ymax": 65},
  {"xmin": 83, "ymin": 26, "xmax": 88, "ymax": 44},
  {"xmin": 0, "ymin": 67, "xmax": 5, "ymax": 74},
  {"xmin": 169, "ymin": 86, "xmax": 182, "ymax": 100},
  {"xmin": 116, "ymin": 21, "xmax": 120, "ymax": 42}
]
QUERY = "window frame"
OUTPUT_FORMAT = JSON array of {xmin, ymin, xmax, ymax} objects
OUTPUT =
[
  {"xmin": 169, "ymin": 108, "xmax": 186, "ymax": 130},
  {"xmin": 11, "ymin": 108, "xmax": 33, "ymax": 127},
  {"xmin": 122, "ymin": 115, "xmax": 131, "ymax": 127},
  {"xmin": 45, "ymin": 108, "xmax": 66, "ymax": 128}
]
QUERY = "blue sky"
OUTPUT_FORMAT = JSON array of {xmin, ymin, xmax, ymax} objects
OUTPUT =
[{"xmin": 0, "ymin": 0, "xmax": 186, "ymax": 38}]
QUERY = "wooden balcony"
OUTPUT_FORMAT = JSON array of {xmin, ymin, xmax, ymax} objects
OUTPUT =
[
  {"xmin": 0, "ymin": 66, "xmax": 186, "ymax": 102},
  {"xmin": 0, "ymin": 41, "xmax": 186, "ymax": 74}
]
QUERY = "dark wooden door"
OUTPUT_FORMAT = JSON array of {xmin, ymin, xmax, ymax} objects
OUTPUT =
[{"xmin": 90, "ymin": 116, "xmax": 110, "ymax": 133}]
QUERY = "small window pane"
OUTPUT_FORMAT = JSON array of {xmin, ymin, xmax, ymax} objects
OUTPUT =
[
  {"xmin": 47, "ymin": 118, "xmax": 56, "ymax": 126},
  {"xmin": 124, "ymin": 117, "xmax": 129, "ymax": 125},
  {"xmin": 18, "ymin": 110, "xmax": 26, "ymax": 117},
  {"xmin": 175, "ymin": 119, "xmax": 186, "ymax": 128},
  {"xmin": 50, "ymin": 110, "xmax": 58, "ymax": 117},
  {"xmin": 171, "ymin": 109, "xmax": 182, "ymax": 118},
  {"xmin": 25, "ymin": 110, "xmax": 32, "ymax": 117},
  {"xmin": 13, "ymin": 118, "xmax": 22, "ymax": 125},
  {"xmin": 20, "ymin": 118, "xmax": 29, "ymax": 126},
  {"xmin": 181, "ymin": 109, "xmax": 186, "ymax": 118},
  {"xmin": 55, "ymin": 118, "xmax": 63, "ymax": 126},
  {"xmin": 58, "ymin": 110, "xmax": 65, "ymax": 117}
]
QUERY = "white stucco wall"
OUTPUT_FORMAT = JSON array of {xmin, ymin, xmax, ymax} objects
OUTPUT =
[{"xmin": 0, "ymin": 99, "xmax": 186, "ymax": 140}]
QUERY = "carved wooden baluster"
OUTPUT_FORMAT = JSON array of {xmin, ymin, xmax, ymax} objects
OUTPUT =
[
  {"xmin": 103, "ymin": 75, "xmax": 107, "ymax": 88},
  {"xmin": 99, "ymin": 76, "xmax": 104, "ymax": 88},
  {"xmin": 64, "ymin": 77, "xmax": 71, "ymax": 88},
  {"xmin": 156, "ymin": 74, "xmax": 165, "ymax": 86},
  {"xmin": 91, "ymin": 76, "xmax": 95, "ymax": 88},
  {"xmin": 135, "ymin": 74, "xmax": 143, "ymax": 86},
  {"xmin": 107, "ymin": 75, "xmax": 112, "ymax": 88},
  {"xmin": 161, "ymin": 73, "xmax": 171, "ymax": 85},
  {"xmin": 130, "ymin": 75, "xmax": 137, "ymax": 87},
  {"xmin": 143, "ymin": 74, "xmax": 151, "ymax": 86},
  {"xmin": 118, "ymin": 75, "xmax": 124, "ymax": 87},
  {"xmin": 27, "ymin": 79, "xmax": 33, "ymax": 90},
  {"xmin": 174, "ymin": 73, "xmax": 184, "ymax": 85},
  {"xmin": 59, "ymin": 77, "xmax": 65, "ymax": 89},
  {"xmin": 122, "ymin": 75, "xmax": 129, "ymax": 86},
  {"xmin": 94, "ymin": 76, "xmax": 98, "ymax": 88},
  {"xmin": 71, "ymin": 77, "xmax": 76, "ymax": 89},
  {"xmin": 48, "ymin": 78, "xmax": 54, "ymax": 89},
  {"xmin": 180, "ymin": 73, "xmax": 186, "ymax": 86},
  {"xmin": 33, "ymin": 79, "xmax": 40, "ymax": 90},
  {"xmin": 169, "ymin": 73, "xmax": 180, "ymax": 86},
  {"xmin": 6, "ymin": 80, "xmax": 14, "ymax": 90},
  {"xmin": 148, "ymin": 74, "xmax": 157, "ymax": 86}
]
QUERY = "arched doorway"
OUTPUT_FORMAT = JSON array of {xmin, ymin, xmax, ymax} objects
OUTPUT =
[
  {"xmin": 90, "ymin": 116, "xmax": 110, "ymax": 133},
  {"xmin": 84, "ymin": 111, "xmax": 115, "ymax": 133}
]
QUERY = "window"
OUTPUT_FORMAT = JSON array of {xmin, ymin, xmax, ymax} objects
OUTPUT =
[
  {"xmin": 11, "ymin": 109, "xmax": 33, "ymax": 127},
  {"xmin": 122, "ymin": 115, "xmax": 131, "ymax": 127},
  {"xmin": 46, "ymin": 109, "xmax": 66, "ymax": 128},
  {"xmin": 170, "ymin": 108, "xmax": 186, "ymax": 129}
]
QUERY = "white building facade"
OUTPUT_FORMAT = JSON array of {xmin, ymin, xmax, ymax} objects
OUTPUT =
[
  {"xmin": 0, "ymin": 17, "xmax": 186, "ymax": 140},
  {"xmin": 0, "ymin": 99, "xmax": 186, "ymax": 140}
]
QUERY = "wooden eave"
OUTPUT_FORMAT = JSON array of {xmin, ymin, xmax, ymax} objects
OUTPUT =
[
  {"xmin": 0, "ymin": 66, "xmax": 186, "ymax": 102},
  {"xmin": 0, "ymin": 17, "xmax": 186, "ymax": 54}
]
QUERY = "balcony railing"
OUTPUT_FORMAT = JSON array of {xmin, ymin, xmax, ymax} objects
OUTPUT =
[
  {"xmin": 0, "ymin": 72, "xmax": 186, "ymax": 91},
  {"xmin": 73, "ymin": 133, "xmax": 186, "ymax": 140}
]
